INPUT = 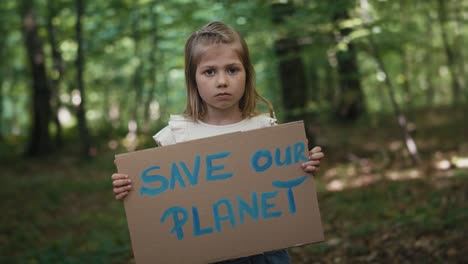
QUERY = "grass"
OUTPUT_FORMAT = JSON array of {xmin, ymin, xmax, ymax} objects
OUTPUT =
[
  {"xmin": 1, "ymin": 105, "xmax": 467, "ymax": 263},
  {"xmin": 1, "ymin": 154, "xmax": 132, "ymax": 264}
]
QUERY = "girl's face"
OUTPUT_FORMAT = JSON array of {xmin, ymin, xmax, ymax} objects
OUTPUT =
[{"xmin": 195, "ymin": 43, "xmax": 246, "ymax": 118}]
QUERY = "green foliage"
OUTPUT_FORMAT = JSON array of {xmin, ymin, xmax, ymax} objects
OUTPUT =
[{"xmin": 0, "ymin": 0, "xmax": 467, "ymax": 151}]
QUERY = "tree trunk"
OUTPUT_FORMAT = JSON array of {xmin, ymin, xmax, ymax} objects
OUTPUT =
[
  {"xmin": 323, "ymin": 62, "xmax": 337, "ymax": 106},
  {"xmin": 436, "ymin": 0, "xmax": 462, "ymax": 106},
  {"xmin": 399, "ymin": 0, "xmax": 412, "ymax": 109},
  {"xmin": 424, "ymin": 13, "xmax": 436, "ymax": 106},
  {"xmin": 274, "ymin": 38, "xmax": 308, "ymax": 122},
  {"xmin": 272, "ymin": 2, "xmax": 315, "ymax": 147},
  {"xmin": 308, "ymin": 63, "xmax": 319, "ymax": 104},
  {"xmin": 19, "ymin": 0, "xmax": 53, "ymax": 157},
  {"xmin": 75, "ymin": 0, "xmax": 91, "ymax": 158},
  {"xmin": 271, "ymin": 3, "xmax": 307, "ymax": 121},
  {"xmin": 130, "ymin": 0, "xmax": 143, "ymax": 132},
  {"xmin": 161, "ymin": 53, "xmax": 169, "ymax": 119},
  {"xmin": 0, "ymin": 33, "xmax": 4, "ymax": 140},
  {"xmin": 47, "ymin": 0, "xmax": 64, "ymax": 148},
  {"xmin": 143, "ymin": 2, "xmax": 159, "ymax": 128},
  {"xmin": 0, "ymin": 17, "xmax": 4, "ymax": 140},
  {"xmin": 0, "ymin": 81, "xmax": 3, "ymax": 140},
  {"xmin": 452, "ymin": 0, "xmax": 466, "ymax": 96},
  {"xmin": 333, "ymin": 9, "xmax": 365, "ymax": 121}
]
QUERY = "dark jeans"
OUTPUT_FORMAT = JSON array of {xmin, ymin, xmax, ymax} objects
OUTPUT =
[{"xmin": 213, "ymin": 250, "xmax": 290, "ymax": 264}]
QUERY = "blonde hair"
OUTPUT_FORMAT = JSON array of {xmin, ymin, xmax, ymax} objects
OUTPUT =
[{"xmin": 184, "ymin": 21, "xmax": 274, "ymax": 121}]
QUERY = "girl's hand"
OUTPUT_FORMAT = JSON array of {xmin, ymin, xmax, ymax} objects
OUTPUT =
[
  {"xmin": 112, "ymin": 173, "xmax": 132, "ymax": 200},
  {"xmin": 301, "ymin": 146, "xmax": 324, "ymax": 175}
]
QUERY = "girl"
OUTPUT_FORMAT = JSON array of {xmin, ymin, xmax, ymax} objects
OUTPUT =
[{"xmin": 112, "ymin": 21, "xmax": 324, "ymax": 264}]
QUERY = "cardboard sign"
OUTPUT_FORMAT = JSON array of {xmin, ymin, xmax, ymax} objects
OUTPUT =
[{"xmin": 114, "ymin": 121, "xmax": 324, "ymax": 264}]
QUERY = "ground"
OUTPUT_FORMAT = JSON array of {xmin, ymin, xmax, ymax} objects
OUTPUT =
[{"xmin": 1, "ymin": 106, "xmax": 467, "ymax": 263}]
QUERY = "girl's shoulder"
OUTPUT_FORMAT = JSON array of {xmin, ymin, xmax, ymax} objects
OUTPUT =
[
  {"xmin": 248, "ymin": 113, "xmax": 277, "ymax": 128},
  {"xmin": 153, "ymin": 114, "xmax": 193, "ymax": 146}
]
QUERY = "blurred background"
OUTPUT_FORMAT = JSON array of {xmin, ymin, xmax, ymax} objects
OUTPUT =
[{"xmin": 1, "ymin": 0, "xmax": 467, "ymax": 263}]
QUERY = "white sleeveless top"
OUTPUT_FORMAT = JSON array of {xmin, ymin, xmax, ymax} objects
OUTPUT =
[{"xmin": 153, "ymin": 114, "xmax": 277, "ymax": 146}]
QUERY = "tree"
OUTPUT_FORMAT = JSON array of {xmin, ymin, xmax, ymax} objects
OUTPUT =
[
  {"xmin": 436, "ymin": 0, "xmax": 462, "ymax": 106},
  {"xmin": 46, "ymin": 0, "xmax": 65, "ymax": 148},
  {"xmin": 0, "ymin": 8, "xmax": 5, "ymax": 140},
  {"xmin": 143, "ymin": 1, "xmax": 159, "ymax": 129},
  {"xmin": 129, "ymin": 0, "xmax": 144, "ymax": 131},
  {"xmin": 360, "ymin": 0, "xmax": 421, "ymax": 164},
  {"xmin": 75, "ymin": 0, "xmax": 91, "ymax": 158},
  {"xmin": 271, "ymin": 2, "xmax": 317, "ymax": 148},
  {"xmin": 452, "ymin": 0, "xmax": 466, "ymax": 92},
  {"xmin": 0, "ymin": 81, "xmax": 3, "ymax": 141},
  {"xmin": 423, "ymin": 12, "xmax": 436, "ymax": 106},
  {"xmin": 19, "ymin": 0, "xmax": 53, "ymax": 156},
  {"xmin": 332, "ymin": 2, "xmax": 365, "ymax": 121},
  {"xmin": 271, "ymin": 2, "xmax": 308, "ymax": 122},
  {"xmin": 399, "ymin": 0, "xmax": 413, "ymax": 108}
]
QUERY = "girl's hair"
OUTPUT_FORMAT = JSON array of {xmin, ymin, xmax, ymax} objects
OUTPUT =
[{"xmin": 183, "ymin": 21, "xmax": 274, "ymax": 121}]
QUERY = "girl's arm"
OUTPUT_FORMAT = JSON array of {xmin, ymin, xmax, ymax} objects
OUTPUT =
[
  {"xmin": 112, "ymin": 173, "xmax": 132, "ymax": 200},
  {"xmin": 302, "ymin": 146, "xmax": 324, "ymax": 175}
]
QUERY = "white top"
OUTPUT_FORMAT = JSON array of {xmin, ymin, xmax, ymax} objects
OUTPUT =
[{"xmin": 153, "ymin": 114, "xmax": 277, "ymax": 146}]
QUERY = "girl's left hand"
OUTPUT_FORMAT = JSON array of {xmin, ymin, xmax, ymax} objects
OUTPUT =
[{"xmin": 302, "ymin": 146, "xmax": 324, "ymax": 175}]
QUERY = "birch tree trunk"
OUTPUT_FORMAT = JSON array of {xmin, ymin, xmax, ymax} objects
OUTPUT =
[{"xmin": 361, "ymin": 0, "xmax": 421, "ymax": 164}]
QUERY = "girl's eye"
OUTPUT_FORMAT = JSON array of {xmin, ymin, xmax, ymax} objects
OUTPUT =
[
  {"xmin": 204, "ymin": 69, "xmax": 215, "ymax": 76},
  {"xmin": 227, "ymin": 67, "xmax": 239, "ymax": 74}
]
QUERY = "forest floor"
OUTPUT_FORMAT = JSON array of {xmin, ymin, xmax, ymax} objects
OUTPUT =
[{"xmin": 1, "ymin": 105, "xmax": 467, "ymax": 263}]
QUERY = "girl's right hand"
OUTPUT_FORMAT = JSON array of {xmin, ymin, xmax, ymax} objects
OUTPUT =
[{"xmin": 112, "ymin": 173, "xmax": 132, "ymax": 200}]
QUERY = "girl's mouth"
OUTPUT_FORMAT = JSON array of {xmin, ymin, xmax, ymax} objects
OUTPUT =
[{"xmin": 215, "ymin": 92, "xmax": 232, "ymax": 98}]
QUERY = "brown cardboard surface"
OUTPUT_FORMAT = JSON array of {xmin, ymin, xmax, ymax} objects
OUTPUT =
[{"xmin": 114, "ymin": 121, "xmax": 324, "ymax": 264}]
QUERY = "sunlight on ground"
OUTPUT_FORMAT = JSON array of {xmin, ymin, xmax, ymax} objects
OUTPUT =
[
  {"xmin": 324, "ymin": 152, "xmax": 468, "ymax": 192},
  {"xmin": 386, "ymin": 169, "xmax": 421, "ymax": 181},
  {"xmin": 452, "ymin": 157, "xmax": 468, "ymax": 168},
  {"xmin": 434, "ymin": 160, "xmax": 451, "ymax": 170}
]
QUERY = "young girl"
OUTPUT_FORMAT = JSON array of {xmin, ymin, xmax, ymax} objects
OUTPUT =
[{"xmin": 112, "ymin": 21, "xmax": 324, "ymax": 264}]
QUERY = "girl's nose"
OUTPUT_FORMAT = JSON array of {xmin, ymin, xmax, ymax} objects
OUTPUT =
[{"xmin": 216, "ymin": 72, "xmax": 228, "ymax": 87}]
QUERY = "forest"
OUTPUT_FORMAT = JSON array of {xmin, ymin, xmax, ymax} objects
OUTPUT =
[{"xmin": 1, "ymin": 0, "xmax": 467, "ymax": 263}]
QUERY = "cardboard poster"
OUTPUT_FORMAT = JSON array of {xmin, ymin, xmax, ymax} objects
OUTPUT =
[{"xmin": 114, "ymin": 121, "xmax": 324, "ymax": 264}]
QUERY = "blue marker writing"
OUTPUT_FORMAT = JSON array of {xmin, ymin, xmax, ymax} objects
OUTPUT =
[
  {"xmin": 179, "ymin": 155, "xmax": 201, "ymax": 186},
  {"xmin": 206, "ymin": 152, "xmax": 233, "ymax": 181},
  {"xmin": 236, "ymin": 192, "xmax": 259, "ymax": 224},
  {"xmin": 272, "ymin": 175, "xmax": 308, "ymax": 214},
  {"xmin": 251, "ymin": 142, "xmax": 309, "ymax": 173},
  {"xmin": 140, "ymin": 166, "xmax": 169, "ymax": 196},
  {"xmin": 213, "ymin": 198, "xmax": 236, "ymax": 232},
  {"xmin": 250, "ymin": 149, "xmax": 272, "ymax": 172},
  {"xmin": 260, "ymin": 191, "xmax": 282, "ymax": 219},
  {"xmin": 192, "ymin": 206, "xmax": 213, "ymax": 237},
  {"xmin": 160, "ymin": 206, "xmax": 189, "ymax": 240}
]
